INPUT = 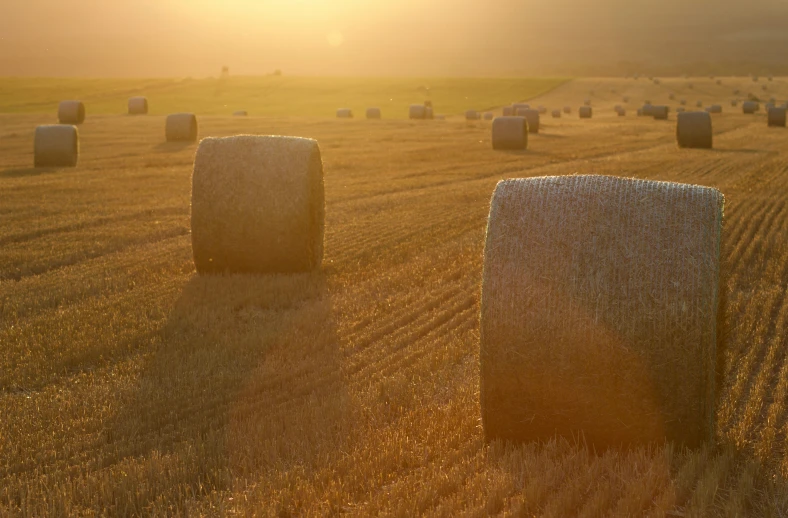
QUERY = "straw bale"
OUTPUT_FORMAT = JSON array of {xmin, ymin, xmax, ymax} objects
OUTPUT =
[
  {"xmin": 503, "ymin": 106, "xmax": 514, "ymax": 116},
  {"xmin": 336, "ymin": 108, "xmax": 353, "ymax": 118},
  {"xmin": 58, "ymin": 101, "xmax": 85, "ymax": 124},
  {"xmin": 34, "ymin": 125, "xmax": 79, "ymax": 167},
  {"xmin": 480, "ymin": 175, "xmax": 724, "ymax": 448},
  {"xmin": 768, "ymin": 107, "xmax": 787, "ymax": 127},
  {"xmin": 233, "ymin": 110, "xmax": 248, "ymax": 117},
  {"xmin": 563, "ymin": 106, "xmax": 571, "ymax": 114},
  {"xmin": 551, "ymin": 109, "xmax": 561, "ymax": 118},
  {"xmin": 579, "ymin": 106, "xmax": 592, "ymax": 118},
  {"xmin": 191, "ymin": 135, "xmax": 324, "ymax": 274},
  {"xmin": 483, "ymin": 112, "xmax": 494, "ymax": 121},
  {"xmin": 466, "ymin": 110, "xmax": 480, "ymax": 121},
  {"xmin": 128, "ymin": 97, "xmax": 148, "ymax": 115},
  {"xmin": 409, "ymin": 104, "xmax": 427, "ymax": 120},
  {"xmin": 652, "ymin": 106, "xmax": 669, "ymax": 120},
  {"xmin": 366, "ymin": 107, "xmax": 382, "ymax": 119},
  {"xmin": 491, "ymin": 116, "xmax": 527, "ymax": 150},
  {"xmin": 165, "ymin": 113, "xmax": 198, "ymax": 142},
  {"xmin": 677, "ymin": 111, "xmax": 713, "ymax": 149},
  {"xmin": 515, "ymin": 108, "xmax": 540, "ymax": 133},
  {"xmin": 742, "ymin": 101, "xmax": 758, "ymax": 114}
]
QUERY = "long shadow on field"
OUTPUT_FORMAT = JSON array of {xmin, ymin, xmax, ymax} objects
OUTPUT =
[
  {"xmin": 152, "ymin": 142, "xmax": 197, "ymax": 153},
  {"xmin": 104, "ymin": 271, "xmax": 349, "ymax": 510},
  {"xmin": 0, "ymin": 167, "xmax": 65, "ymax": 178}
]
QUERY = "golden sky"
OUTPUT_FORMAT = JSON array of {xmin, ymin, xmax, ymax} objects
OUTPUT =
[{"xmin": 1, "ymin": 0, "xmax": 787, "ymax": 76}]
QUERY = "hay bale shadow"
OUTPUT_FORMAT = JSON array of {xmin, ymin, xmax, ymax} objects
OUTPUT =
[{"xmin": 0, "ymin": 167, "xmax": 64, "ymax": 178}]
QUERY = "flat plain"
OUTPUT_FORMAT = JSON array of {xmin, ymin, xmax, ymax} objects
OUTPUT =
[{"xmin": 2, "ymin": 76, "xmax": 788, "ymax": 516}]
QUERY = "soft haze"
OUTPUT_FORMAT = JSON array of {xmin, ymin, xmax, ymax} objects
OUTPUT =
[{"xmin": 2, "ymin": 0, "xmax": 788, "ymax": 77}]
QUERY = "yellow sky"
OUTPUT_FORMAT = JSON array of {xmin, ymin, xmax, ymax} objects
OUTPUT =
[{"xmin": 1, "ymin": 0, "xmax": 786, "ymax": 76}]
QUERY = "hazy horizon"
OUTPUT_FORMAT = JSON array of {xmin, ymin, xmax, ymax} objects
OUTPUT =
[{"xmin": 3, "ymin": 0, "xmax": 788, "ymax": 77}]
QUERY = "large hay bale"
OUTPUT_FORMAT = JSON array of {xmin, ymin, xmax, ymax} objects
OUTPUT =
[
  {"xmin": 768, "ymin": 107, "xmax": 787, "ymax": 127},
  {"xmin": 742, "ymin": 101, "xmax": 758, "ymax": 114},
  {"xmin": 34, "ymin": 125, "xmax": 79, "ymax": 167},
  {"xmin": 480, "ymin": 175, "xmax": 723, "ymax": 448},
  {"xmin": 503, "ymin": 106, "xmax": 514, "ymax": 116},
  {"xmin": 409, "ymin": 104, "xmax": 427, "ymax": 120},
  {"xmin": 336, "ymin": 108, "xmax": 353, "ymax": 118},
  {"xmin": 552, "ymin": 109, "xmax": 561, "ymax": 118},
  {"xmin": 165, "ymin": 113, "xmax": 198, "ymax": 142},
  {"xmin": 652, "ymin": 106, "xmax": 669, "ymax": 120},
  {"xmin": 58, "ymin": 101, "xmax": 85, "ymax": 124},
  {"xmin": 579, "ymin": 106, "xmax": 593, "ymax": 119},
  {"xmin": 466, "ymin": 110, "xmax": 480, "ymax": 121},
  {"xmin": 491, "ymin": 116, "xmax": 527, "ymax": 150},
  {"xmin": 677, "ymin": 111, "xmax": 713, "ymax": 149},
  {"xmin": 128, "ymin": 97, "xmax": 148, "ymax": 115},
  {"xmin": 191, "ymin": 135, "xmax": 324, "ymax": 274},
  {"xmin": 515, "ymin": 108, "xmax": 540, "ymax": 133},
  {"xmin": 366, "ymin": 107, "xmax": 382, "ymax": 119},
  {"xmin": 623, "ymin": 96, "xmax": 630, "ymax": 103}
]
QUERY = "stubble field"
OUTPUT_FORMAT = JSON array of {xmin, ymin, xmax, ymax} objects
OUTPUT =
[{"xmin": 2, "ymin": 76, "xmax": 788, "ymax": 516}]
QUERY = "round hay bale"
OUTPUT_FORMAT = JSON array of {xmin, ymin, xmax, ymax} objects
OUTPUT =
[
  {"xmin": 642, "ymin": 104, "xmax": 654, "ymax": 117},
  {"xmin": 768, "ymin": 107, "xmax": 787, "ymax": 127},
  {"xmin": 491, "ymin": 116, "xmax": 528, "ymax": 150},
  {"xmin": 425, "ymin": 107, "xmax": 434, "ymax": 120},
  {"xmin": 677, "ymin": 111, "xmax": 713, "ymax": 149},
  {"xmin": 644, "ymin": 99, "xmax": 652, "ymax": 105},
  {"xmin": 579, "ymin": 106, "xmax": 593, "ymax": 119},
  {"xmin": 512, "ymin": 103, "xmax": 530, "ymax": 113},
  {"xmin": 563, "ymin": 106, "xmax": 571, "ymax": 114},
  {"xmin": 502, "ymin": 106, "xmax": 514, "ymax": 116},
  {"xmin": 466, "ymin": 110, "xmax": 480, "ymax": 121},
  {"xmin": 617, "ymin": 108, "xmax": 626, "ymax": 116},
  {"xmin": 731, "ymin": 100, "xmax": 738, "ymax": 107},
  {"xmin": 696, "ymin": 101, "xmax": 703, "ymax": 108},
  {"xmin": 537, "ymin": 106, "xmax": 547, "ymax": 115},
  {"xmin": 409, "ymin": 104, "xmax": 427, "ymax": 120},
  {"xmin": 336, "ymin": 108, "xmax": 353, "ymax": 118},
  {"xmin": 768, "ymin": 76, "xmax": 774, "ymax": 82},
  {"xmin": 191, "ymin": 135, "xmax": 324, "ymax": 274},
  {"xmin": 128, "ymin": 97, "xmax": 148, "ymax": 115},
  {"xmin": 480, "ymin": 175, "xmax": 723, "ymax": 448},
  {"xmin": 680, "ymin": 99, "xmax": 687, "ymax": 106},
  {"xmin": 58, "ymin": 101, "xmax": 85, "ymax": 124},
  {"xmin": 552, "ymin": 109, "xmax": 561, "ymax": 118},
  {"xmin": 165, "ymin": 113, "xmax": 198, "ymax": 142},
  {"xmin": 366, "ymin": 107, "xmax": 382, "ymax": 119},
  {"xmin": 652, "ymin": 106, "xmax": 669, "ymax": 120},
  {"xmin": 762, "ymin": 85, "xmax": 769, "ymax": 91},
  {"xmin": 669, "ymin": 93, "xmax": 676, "ymax": 100},
  {"xmin": 688, "ymin": 83, "xmax": 694, "ymax": 89},
  {"xmin": 716, "ymin": 80, "xmax": 722, "ymax": 85},
  {"xmin": 708, "ymin": 105, "xmax": 722, "ymax": 114},
  {"xmin": 742, "ymin": 101, "xmax": 758, "ymax": 114},
  {"xmin": 34, "ymin": 125, "xmax": 79, "ymax": 167},
  {"xmin": 515, "ymin": 108, "xmax": 540, "ymax": 134},
  {"xmin": 233, "ymin": 110, "xmax": 248, "ymax": 117},
  {"xmin": 483, "ymin": 112, "xmax": 494, "ymax": 121},
  {"xmin": 614, "ymin": 105, "xmax": 622, "ymax": 112}
]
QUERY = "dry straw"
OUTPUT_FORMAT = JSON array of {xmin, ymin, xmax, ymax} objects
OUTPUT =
[
  {"xmin": 768, "ymin": 107, "xmax": 787, "ymax": 127},
  {"xmin": 366, "ymin": 107, "xmax": 382, "ymax": 119},
  {"xmin": 128, "ymin": 97, "xmax": 148, "ymax": 115},
  {"xmin": 191, "ymin": 135, "xmax": 324, "ymax": 274},
  {"xmin": 58, "ymin": 101, "xmax": 85, "ymax": 124},
  {"xmin": 34, "ymin": 125, "xmax": 79, "ymax": 167},
  {"xmin": 579, "ymin": 106, "xmax": 592, "ymax": 119},
  {"xmin": 677, "ymin": 111, "xmax": 713, "ymax": 149},
  {"xmin": 491, "ymin": 116, "xmax": 527, "ymax": 150},
  {"xmin": 336, "ymin": 108, "xmax": 353, "ymax": 118},
  {"xmin": 165, "ymin": 113, "xmax": 198, "ymax": 142},
  {"xmin": 516, "ymin": 108, "xmax": 540, "ymax": 134},
  {"xmin": 480, "ymin": 175, "xmax": 724, "ymax": 448}
]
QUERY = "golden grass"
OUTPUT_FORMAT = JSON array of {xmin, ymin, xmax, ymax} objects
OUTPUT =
[{"xmin": 2, "ymin": 76, "xmax": 788, "ymax": 516}]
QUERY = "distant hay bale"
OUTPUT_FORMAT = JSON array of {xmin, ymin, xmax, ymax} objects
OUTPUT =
[
  {"xmin": 366, "ymin": 107, "xmax": 382, "ymax": 119},
  {"xmin": 652, "ymin": 106, "xmax": 669, "ymax": 120},
  {"xmin": 480, "ymin": 175, "xmax": 723, "ymax": 448},
  {"xmin": 58, "ymin": 101, "xmax": 85, "ymax": 124},
  {"xmin": 336, "ymin": 108, "xmax": 353, "ymax": 118},
  {"xmin": 584, "ymin": 99, "xmax": 592, "ymax": 106},
  {"xmin": 688, "ymin": 83, "xmax": 694, "ymax": 89},
  {"xmin": 731, "ymin": 100, "xmax": 738, "ymax": 107},
  {"xmin": 466, "ymin": 110, "xmax": 481, "ymax": 121},
  {"xmin": 642, "ymin": 104, "xmax": 654, "ymax": 117},
  {"xmin": 165, "ymin": 113, "xmax": 198, "ymax": 142},
  {"xmin": 537, "ymin": 106, "xmax": 547, "ymax": 115},
  {"xmin": 563, "ymin": 106, "xmax": 571, "ymax": 114},
  {"xmin": 677, "ymin": 111, "xmax": 713, "ymax": 149},
  {"xmin": 579, "ymin": 106, "xmax": 593, "ymax": 119},
  {"xmin": 233, "ymin": 110, "xmax": 248, "ymax": 117},
  {"xmin": 483, "ymin": 112, "xmax": 494, "ymax": 121},
  {"xmin": 708, "ymin": 105, "xmax": 722, "ymax": 114},
  {"xmin": 503, "ymin": 106, "xmax": 515, "ymax": 116},
  {"xmin": 768, "ymin": 107, "xmax": 787, "ymax": 127},
  {"xmin": 617, "ymin": 108, "xmax": 626, "ymax": 116},
  {"xmin": 424, "ymin": 100, "xmax": 433, "ymax": 108},
  {"xmin": 552, "ymin": 109, "xmax": 561, "ymax": 118},
  {"xmin": 409, "ymin": 104, "xmax": 427, "ymax": 120},
  {"xmin": 34, "ymin": 125, "xmax": 79, "ymax": 167},
  {"xmin": 742, "ymin": 101, "xmax": 758, "ymax": 114},
  {"xmin": 191, "ymin": 135, "xmax": 324, "ymax": 274},
  {"xmin": 512, "ymin": 103, "xmax": 530, "ymax": 113},
  {"xmin": 669, "ymin": 93, "xmax": 675, "ymax": 100},
  {"xmin": 491, "ymin": 116, "xmax": 528, "ymax": 150},
  {"xmin": 623, "ymin": 96, "xmax": 629, "ymax": 103},
  {"xmin": 128, "ymin": 97, "xmax": 148, "ymax": 115},
  {"xmin": 680, "ymin": 99, "xmax": 687, "ymax": 106},
  {"xmin": 515, "ymin": 108, "xmax": 540, "ymax": 134},
  {"xmin": 644, "ymin": 99, "xmax": 652, "ymax": 105},
  {"xmin": 425, "ymin": 107, "xmax": 434, "ymax": 120},
  {"xmin": 696, "ymin": 101, "xmax": 703, "ymax": 108},
  {"xmin": 614, "ymin": 105, "xmax": 622, "ymax": 112},
  {"xmin": 716, "ymin": 80, "xmax": 722, "ymax": 85}
]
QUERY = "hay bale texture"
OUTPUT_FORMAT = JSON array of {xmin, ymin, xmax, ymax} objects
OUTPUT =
[
  {"xmin": 491, "ymin": 116, "xmax": 527, "ymax": 150},
  {"xmin": 34, "ymin": 125, "xmax": 79, "ymax": 167},
  {"xmin": 58, "ymin": 101, "xmax": 85, "ymax": 124},
  {"xmin": 191, "ymin": 135, "xmax": 324, "ymax": 274},
  {"xmin": 516, "ymin": 108, "xmax": 540, "ymax": 134},
  {"xmin": 579, "ymin": 106, "xmax": 592, "ymax": 119},
  {"xmin": 768, "ymin": 107, "xmax": 787, "ymax": 127},
  {"xmin": 480, "ymin": 175, "xmax": 724, "ymax": 448},
  {"xmin": 165, "ymin": 113, "xmax": 198, "ymax": 142},
  {"xmin": 366, "ymin": 108, "xmax": 381, "ymax": 119},
  {"xmin": 128, "ymin": 97, "xmax": 148, "ymax": 115},
  {"xmin": 677, "ymin": 111, "xmax": 713, "ymax": 149}
]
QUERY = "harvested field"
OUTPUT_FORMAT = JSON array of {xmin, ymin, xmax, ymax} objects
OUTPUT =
[{"xmin": 2, "ymin": 76, "xmax": 788, "ymax": 516}]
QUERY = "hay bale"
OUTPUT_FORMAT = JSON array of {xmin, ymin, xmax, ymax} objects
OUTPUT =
[
  {"xmin": 688, "ymin": 83, "xmax": 694, "ymax": 89},
  {"xmin": 165, "ymin": 113, "xmax": 198, "ymax": 142},
  {"xmin": 233, "ymin": 110, "xmax": 248, "ymax": 117},
  {"xmin": 34, "ymin": 125, "xmax": 79, "ymax": 167},
  {"xmin": 614, "ymin": 105, "xmax": 623, "ymax": 112},
  {"xmin": 644, "ymin": 99, "xmax": 652, "ymax": 105},
  {"xmin": 696, "ymin": 101, "xmax": 703, "ymax": 108},
  {"xmin": 424, "ymin": 100, "xmax": 433, "ymax": 108},
  {"xmin": 515, "ymin": 108, "xmax": 540, "ymax": 134},
  {"xmin": 58, "ymin": 101, "xmax": 85, "ymax": 124},
  {"xmin": 409, "ymin": 104, "xmax": 427, "ymax": 120},
  {"xmin": 336, "ymin": 108, "xmax": 353, "ymax": 118},
  {"xmin": 366, "ymin": 107, "xmax": 382, "ymax": 119},
  {"xmin": 483, "ymin": 112, "xmax": 494, "ymax": 121},
  {"xmin": 425, "ymin": 107, "xmax": 434, "ymax": 120},
  {"xmin": 637, "ymin": 108, "xmax": 644, "ymax": 117},
  {"xmin": 128, "ymin": 97, "xmax": 148, "ymax": 115},
  {"xmin": 466, "ymin": 110, "xmax": 480, "ymax": 121},
  {"xmin": 563, "ymin": 106, "xmax": 571, "ymax": 114},
  {"xmin": 669, "ymin": 93, "xmax": 676, "ymax": 100},
  {"xmin": 652, "ymin": 106, "xmax": 669, "ymax": 120},
  {"xmin": 537, "ymin": 106, "xmax": 547, "ymax": 115},
  {"xmin": 716, "ymin": 80, "xmax": 722, "ymax": 85},
  {"xmin": 503, "ymin": 106, "xmax": 514, "ymax": 116},
  {"xmin": 480, "ymin": 175, "xmax": 723, "ymax": 448},
  {"xmin": 742, "ymin": 101, "xmax": 758, "ymax": 114},
  {"xmin": 617, "ymin": 108, "xmax": 626, "ymax": 116},
  {"xmin": 677, "ymin": 111, "xmax": 713, "ymax": 149},
  {"xmin": 642, "ymin": 104, "xmax": 654, "ymax": 117},
  {"xmin": 491, "ymin": 116, "xmax": 527, "ymax": 150},
  {"xmin": 191, "ymin": 135, "xmax": 324, "ymax": 274},
  {"xmin": 512, "ymin": 103, "xmax": 530, "ymax": 113},
  {"xmin": 552, "ymin": 110, "xmax": 561, "ymax": 118},
  {"xmin": 623, "ymin": 96, "xmax": 630, "ymax": 103},
  {"xmin": 768, "ymin": 107, "xmax": 787, "ymax": 127},
  {"xmin": 731, "ymin": 100, "xmax": 738, "ymax": 107},
  {"xmin": 579, "ymin": 106, "xmax": 592, "ymax": 119},
  {"xmin": 708, "ymin": 105, "xmax": 722, "ymax": 114},
  {"xmin": 680, "ymin": 99, "xmax": 687, "ymax": 106}
]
